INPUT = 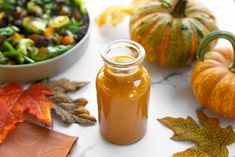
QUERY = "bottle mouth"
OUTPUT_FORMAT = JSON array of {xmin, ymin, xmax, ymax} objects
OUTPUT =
[{"xmin": 101, "ymin": 40, "xmax": 145, "ymax": 69}]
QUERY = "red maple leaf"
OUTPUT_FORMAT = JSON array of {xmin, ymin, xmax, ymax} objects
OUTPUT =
[{"xmin": 0, "ymin": 84, "xmax": 54, "ymax": 143}]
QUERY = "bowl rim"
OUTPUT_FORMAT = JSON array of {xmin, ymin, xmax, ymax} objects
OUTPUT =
[{"xmin": 0, "ymin": 13, "xmax": 91, "ymax": 69}]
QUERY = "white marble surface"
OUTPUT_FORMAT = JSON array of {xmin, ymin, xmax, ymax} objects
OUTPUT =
[{"xmin": 52, "ymin": 0, "xmax": 235, "ymax": 156}]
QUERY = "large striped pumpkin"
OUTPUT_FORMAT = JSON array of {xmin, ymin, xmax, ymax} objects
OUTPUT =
[{"xmin": 130, "ymin": 0, "xmax": 218, "ymax": 67}]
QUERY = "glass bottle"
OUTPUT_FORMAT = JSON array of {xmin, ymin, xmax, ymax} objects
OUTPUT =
[{"xmin": 96, "ymin": 40, "xmax": 151, "ymax": 145}]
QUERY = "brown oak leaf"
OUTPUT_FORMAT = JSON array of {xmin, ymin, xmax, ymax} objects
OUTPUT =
[
  {"xmin": 0, "ymin": 84, "xmax": 54, "ymax": 143},
  {"xmin": 41, "ymin": 78, "xmax": 89, "ymax": 93},
  {"xmin": 41, "ymin": 78, "xmax": 96, "ymax": 125},
  {"xmin": 50, "ymin": 94, "xmax": 96, "ymax": 125},
  {"xmin": 158, "ymin": 111, "xmax": 235, "ymax": 157}
]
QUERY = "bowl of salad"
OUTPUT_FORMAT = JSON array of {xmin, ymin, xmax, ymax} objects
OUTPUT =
[{"xmin": 0, "ymin": 0, "xmax": 90, "ymax": 82}]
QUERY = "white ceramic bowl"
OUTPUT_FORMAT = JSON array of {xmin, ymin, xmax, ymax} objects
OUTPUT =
[{"xmin": 0, "ymin": 20, "xmax": 91, "ymax": 83}]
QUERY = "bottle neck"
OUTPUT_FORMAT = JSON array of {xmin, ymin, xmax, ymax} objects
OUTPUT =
[
  {"xmin": 104, "ymin": 65, "xmax": 143, "ymax": 83},
  {"xmin": 105, "ymin": 64, "xmax": 139, "ymax": 75},
  {"xmin": 101, "ymin": 40, "xmax": 145, "ymax": 76}
]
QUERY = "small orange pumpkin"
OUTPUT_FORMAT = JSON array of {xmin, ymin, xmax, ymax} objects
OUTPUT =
[{"xmin": 192, "ymin": 31, "xmax": 235, "ymax": 117}]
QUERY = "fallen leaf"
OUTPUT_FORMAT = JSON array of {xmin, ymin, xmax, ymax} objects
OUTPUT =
[
  {"xmin": 50, "ymin": 94, "xmax": 96, "ymax": 125},
  {"xmin": 41, "ymin": 78, "xmax": 96, "ymax": 125},
  {"xmin": 0, "ymin": 84, "xmax": 53, "ymax": 143},
  {"xmin": 158, "ymin": 111, "xmax": 235, "ymax": 157},
  {"xmin": 73, "ymin": 98, "xmax": 88, "ymax": 107},
  {"xmin": 96, "ymin": 5, "xmax": 132, "ymax": 27},
  {"xmin": 41, "ymin": 78, "xmax": 89, "ymax": 93},
  {"xmin": 96, "ymin": 0, "xmax": 149, "ymax": 27},
  {"xmin": 173, "ymin": 149, "xmax": 211, "ymax": 157}
]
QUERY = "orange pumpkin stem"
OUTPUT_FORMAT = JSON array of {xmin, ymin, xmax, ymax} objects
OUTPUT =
[
  {"xmin": 171, "ymin": 0, "xmax": 187, "ymax": 18},
  {"xmin": 197, "ymin": 31, "xmax": 235, "ymax": 73}
]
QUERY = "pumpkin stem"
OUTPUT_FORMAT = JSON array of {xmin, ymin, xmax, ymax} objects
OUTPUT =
[
  {"xmin": 171, "ymin": 0, "xmax": 187, "ymax": 18},
  {"xmin": 197, "ymin": 31, "xmax": 235, "ymax": 73}
]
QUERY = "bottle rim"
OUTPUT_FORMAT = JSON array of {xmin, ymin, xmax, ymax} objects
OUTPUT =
[{"xmin": 101, "ymin": 39, "xmax": 145, "ymax": 69}]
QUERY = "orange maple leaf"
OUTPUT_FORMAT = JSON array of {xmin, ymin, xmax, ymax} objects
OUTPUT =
[{"xmin": 0, "ymin": 84, "xmax": 54, "ymax": 143}]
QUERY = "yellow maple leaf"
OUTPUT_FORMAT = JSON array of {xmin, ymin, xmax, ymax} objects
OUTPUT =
[
  {"xmin": 96, "ymin": 6, "xmax": 132, "ymax": 27},
  {"xmin": 173, "ymin": 149, "xmax": 212, "ymax": 157},
  {"xmin": 159, "ymin": 111, "xmax": 235, "ymax": 157},
  {"xmin": 96, "ymin": 0, "xmax": 151, "ymax": 27}
]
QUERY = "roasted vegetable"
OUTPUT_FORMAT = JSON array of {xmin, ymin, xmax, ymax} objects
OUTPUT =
[
  {"xmin": 17, "ymin": 38, "xmax": 38, "ymax": 55},
  {"xmin": 0, "ymin": 25, "xmax": 19, "ymax": 36},
  {"xmin": 0, "ymin": 51, "xmax": 7, "ymax": 64},
  {"xmin": 72, "ymin": 0, "xmax": 87, "ymax": 14},
  {"xmin": 0, "ymin": 0, "xmax": 15, "ymax": 13},
  {"xmin": 61, "ymin": 35, "xmax": 75, "ymax": 45},
  {"xmin": 0, "ymin": 12, "xmax": 8, "ymax": 27},
  {"xmin": 44, "ymin": 26, "xmax": 54, "ymax": 39},
  {"xmin": 65, "ymin": 19, "xmax": 83, "ymax": 34},
  {"xmin": 2, "ymin": 41, "xmax": 25, "ymax": 64},
  {"xmin": 29, "ymin": 45, "xmax": 73, "ymax": 61},
  {"xmin": 31, "ymin": 0, "xmax": 53, "ymax": 5},
  {"xmin": 22, "ymin": 17, "xmax": 47, "ymax": 33},
  {"xmin": 49, "ymin": 16, "xmax": 70, "ymax": 29},
  {"xmin": 0, "ymin": 0, "xmax": 88, "ymax": 65},
  {"xmin": 47, "ymin": 45, "xmax": 73, "ymax": 57},
  {"xmin": 27, "ymin": 1, "xmax": 43, "ymax": 16},
  {"xmin": 11, "ymin": 32, "xmax": 22, "ymax": 44},
  {"xmin": 29, "ymin": 49, "xmax": 48, "ymax": 61}
]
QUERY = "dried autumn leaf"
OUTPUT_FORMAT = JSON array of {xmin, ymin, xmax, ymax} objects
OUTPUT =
[
  {"xmin": 96, "ymin": 5, "xmax": 132, "ymax": 27},
  {"xmin": 41, "ymin": 78, "xmax": 89, "ymax": 93},
  {"xmin": 96, "ymin": 0, "xmax": 149, "ymax": 27},
  {"xmin": 0, "ymin": 84, "xmax": 53, "ymax": 143},
  {"xmin": 50, "ymin": 94, "xmax": 96, "ymax": 125},
  {"xmin": 41, "ymin": 78, "xmax": 96, "ymax": 125},
  {"xmin": 158, "ymin": 111, "xmax": 235, "ymax": 157},
  {"xmin": 73, "ymin": 98, "xmax": 88, "ymax": 107},
  {"xmin": 173, "ymin": 149, "xmax": 211, "ymax": 157}
]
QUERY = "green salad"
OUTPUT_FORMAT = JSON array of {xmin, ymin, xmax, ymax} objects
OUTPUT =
[{"xmin": 0, "ymin": 0, "xmax": 89, "ymax": 65}]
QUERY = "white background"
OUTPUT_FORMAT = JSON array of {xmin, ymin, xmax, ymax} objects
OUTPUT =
[{"xmin": 53, "ymin": 0, "xmax": 235, "ymax": 156}]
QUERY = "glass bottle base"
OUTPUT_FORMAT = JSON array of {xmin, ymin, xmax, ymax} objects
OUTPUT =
[{"xmin": 100, "ymin": 129, "xmax": 147, "ymax": 145}]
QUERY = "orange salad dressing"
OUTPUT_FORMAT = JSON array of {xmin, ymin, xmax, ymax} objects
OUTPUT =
[{"xmin": 96, "ymin": 56, "xmax": 150, "ymax": 144}]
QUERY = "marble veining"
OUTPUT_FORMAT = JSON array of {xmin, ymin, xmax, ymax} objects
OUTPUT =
[
  {"xmin": 79, "ymin": 144, "xmax": 99, "ymax": 157},
  {"xmin": 151, "ymin": 71, "xmax": 190, "ymax": 88}
]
